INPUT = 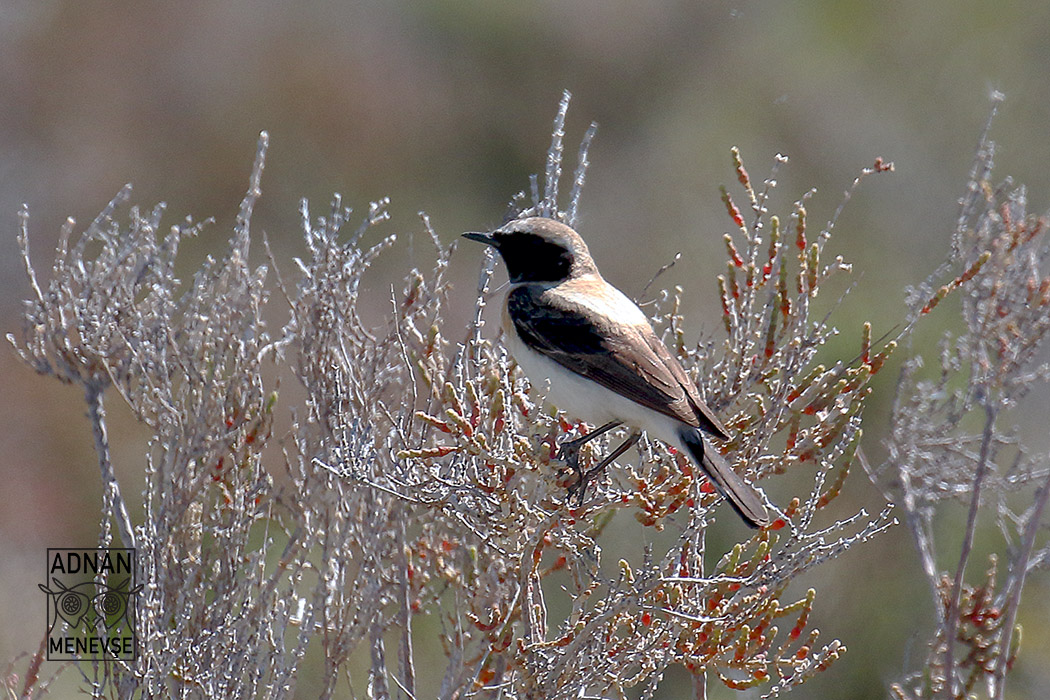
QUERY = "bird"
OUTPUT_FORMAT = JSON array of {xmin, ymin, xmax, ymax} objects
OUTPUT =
[{"xmin": 463, "ymin": 217, "xmax": 770, "ymax": 528}]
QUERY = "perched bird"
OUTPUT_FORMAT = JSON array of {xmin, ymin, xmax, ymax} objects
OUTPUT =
[{"xmin": 463, "ymin": 217, "xmax": 770, "ymax": 528}]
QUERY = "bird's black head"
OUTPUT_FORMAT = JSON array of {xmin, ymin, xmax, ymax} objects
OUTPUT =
[{"xmin": 462, "ymin": 217, "xmax": 597, "ymax": 283}]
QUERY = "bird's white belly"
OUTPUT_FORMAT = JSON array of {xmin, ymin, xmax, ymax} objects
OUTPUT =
[{"xmin": 502, "ymin": 317, "xmax": 683, "ymax": 447}]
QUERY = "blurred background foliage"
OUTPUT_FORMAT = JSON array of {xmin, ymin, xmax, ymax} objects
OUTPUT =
[{"xmin": 2, "ymin": 1, "xmax": 1048, "ymax": 698}]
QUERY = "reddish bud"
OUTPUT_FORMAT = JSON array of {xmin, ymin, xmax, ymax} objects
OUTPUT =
[{"xmin": 721, "ymin": 187, "xmax": 746, "ymax": 230}]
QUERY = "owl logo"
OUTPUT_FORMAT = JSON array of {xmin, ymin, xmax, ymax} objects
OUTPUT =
[{"xmin": 39, "ymin": 576, "xmax": 142, "ymax": 637}]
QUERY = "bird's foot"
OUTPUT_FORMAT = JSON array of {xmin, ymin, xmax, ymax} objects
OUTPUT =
[
  {"xmin": 564, "ymin": 462, "xmax": 592, "ymax": 508},
  {"xmin": 556, "ymin": 438, "xmax": 585, "ymax": 474},
  {"xmin": 561, "ymin": 430, "xmax": 643, "ymax": 509},
  {"xmin": 556, "ymin": 420, "xmax": 622, "ymax": 473},
  {"xmin": 559, "ymin": 436, "xmax": 602, "ymax": 508}
]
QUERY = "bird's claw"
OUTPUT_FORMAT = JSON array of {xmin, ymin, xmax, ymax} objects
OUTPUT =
[
  {"xmin": 557, "ymin": 441, "xmax": 587, "ymax": 507},
  {"xmin": 565, "ymin": 469, "xmax": 589, "ymax": 508},
  {"xmin": 556, "ymin": 441, "xmax": 582, "ymax": 472}
]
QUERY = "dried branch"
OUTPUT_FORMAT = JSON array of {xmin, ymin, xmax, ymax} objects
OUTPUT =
[
  {"xmin": 880, "ymin": 95, "xmax": 1050, "ymax": 700},
  {"xmin": 13, "ymin": 94, "xmax": 1045, "ymax": 700}
]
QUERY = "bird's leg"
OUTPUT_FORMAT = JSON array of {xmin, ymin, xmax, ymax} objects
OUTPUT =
[
  {"xmin": 557, "ymin": 420, "xmax": 622, "ymax": 475},
  {"xmin": 568, "ymin": 431, "xmax": 642, "ymax": 507}
]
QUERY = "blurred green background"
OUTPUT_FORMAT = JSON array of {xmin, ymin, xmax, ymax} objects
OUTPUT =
[{"xmin": 2, "ymin": 1, "xmax": 1049, "ymax": 698}]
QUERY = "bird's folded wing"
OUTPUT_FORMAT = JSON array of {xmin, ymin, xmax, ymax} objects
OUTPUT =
[{"xmin": 507, "ymin": 285, "xmax": 728, "ymax": 439}]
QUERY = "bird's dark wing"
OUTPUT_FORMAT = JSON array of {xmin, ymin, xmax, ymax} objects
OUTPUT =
[
  {"xmin": 638, "ymin": 320, "xmax": 730, "ymax": 439},
  {"xmin": 507, "ymin": 284, "xmax": 728, "ymax": 439}
]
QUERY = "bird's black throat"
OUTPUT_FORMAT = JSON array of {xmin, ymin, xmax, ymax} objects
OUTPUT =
[{"xmin": 480, "ymin": 232, "xmax": 575, "ymax": 283}]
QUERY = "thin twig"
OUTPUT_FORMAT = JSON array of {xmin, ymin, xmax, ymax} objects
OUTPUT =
[
  {"xmin": 991, "ymin": 465, "xmax": 1050, "ymax": 699},
  {"xmin": 86, "ymin": 383, "xmax": 136, "ymax": 550},
  {"xmin": 943, "ymin": 402, "xmax": 997, "ymax": 698},
  {"xmin": 398, "ymin": 516, "xmax": 417, "ymax": 700}
]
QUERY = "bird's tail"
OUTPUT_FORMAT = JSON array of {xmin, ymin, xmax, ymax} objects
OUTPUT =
[{"xmin": 678, "ymin": 427, "xmax": 769, "ymax": 528}]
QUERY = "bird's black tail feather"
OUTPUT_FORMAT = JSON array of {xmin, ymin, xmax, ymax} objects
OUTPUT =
[{"xmin": 679, "ymin": 427, "xmax": 769, "ymax": 529}]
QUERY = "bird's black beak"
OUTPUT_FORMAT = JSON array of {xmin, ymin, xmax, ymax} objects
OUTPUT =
[{"xmin": 462, "ymin": 231, "xmax": 496, "ymax": 246}]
